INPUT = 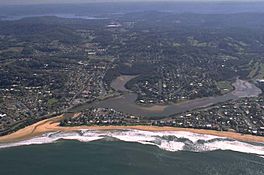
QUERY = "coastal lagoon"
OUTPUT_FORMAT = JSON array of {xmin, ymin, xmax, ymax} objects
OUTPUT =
[
  {"xmin": 1, "ymin": 5, "xmax": 264, "ymax": 175},
  {"xmin": 0, "ymin": 76, "xmax": 263, "ymax": 175},
  {"xmin": 71, "ymin": 76, "xmax": 262, "ymax": 117}
]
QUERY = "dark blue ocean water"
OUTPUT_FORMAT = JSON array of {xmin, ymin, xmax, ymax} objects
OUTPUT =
[{"xmin": 0, "ymin": 141, "xmax": 263, "ymax": 175}]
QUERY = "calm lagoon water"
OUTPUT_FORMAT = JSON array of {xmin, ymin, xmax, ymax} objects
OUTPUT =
[{"xmin": 71, "ymin": 76, "xmax": 262, "ymax": 117}]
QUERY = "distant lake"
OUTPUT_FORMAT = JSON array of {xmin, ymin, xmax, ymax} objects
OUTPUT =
[
  {"xmin": 0, "ymin": 13, "xmax": 108, "ymax": 21},
  {"xmin": 70, "ymin": 76, "xmax": 262, "ymax": 117}
]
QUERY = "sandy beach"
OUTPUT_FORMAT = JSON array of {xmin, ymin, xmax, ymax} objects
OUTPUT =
[{"xmin": 0, "ymin": 115, "xmax": 264, "ymax": 144}]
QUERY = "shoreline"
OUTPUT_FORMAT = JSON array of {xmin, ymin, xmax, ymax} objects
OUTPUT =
[{"xmin": 0, "ymin": 116, "xmax": 264, "ymax": 144}]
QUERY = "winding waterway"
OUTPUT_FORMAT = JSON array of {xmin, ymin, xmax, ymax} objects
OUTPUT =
[{"xmin": 71, "ymin": 76, "xmax": 262, "ymax": 117}]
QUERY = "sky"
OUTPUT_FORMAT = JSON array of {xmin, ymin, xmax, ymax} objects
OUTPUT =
[{"xmin": 0, "ymin": 0, "xmax": 263, "ymax": 5}]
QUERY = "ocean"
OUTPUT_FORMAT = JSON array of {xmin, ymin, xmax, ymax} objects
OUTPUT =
[{"xmin": 0, "ymin": 130, "xmax": 263, "ymax": 175}]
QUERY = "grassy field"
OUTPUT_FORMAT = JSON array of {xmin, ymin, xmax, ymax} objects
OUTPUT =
[
  {"xmin": 248, "ymin": 61, "xmax": 264, "ymax": 79},
  {"xmin": 217, "ymin": 81, "xmax": 234, "ymax": 94},
  {"xmin": 47, "ymin": 98, "xmax": 58, "ymax": 107},
  {"xmin": 88, "ymin": 55, "xmax": 115, "ymax": 61}
]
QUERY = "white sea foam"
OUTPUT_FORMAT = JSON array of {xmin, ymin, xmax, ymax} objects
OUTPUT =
[
  {"xmin": 0, "ymin": 129, "xmax": 263, "ymax": 157},
  {"xmin": 203, "ymin": 140, "xmax": 264, "ymax": 155}
]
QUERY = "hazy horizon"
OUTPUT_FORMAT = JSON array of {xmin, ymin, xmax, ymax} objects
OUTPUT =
[{"xmin": 1, "ymin": 0, "xmax": 264, "ymax": 5}]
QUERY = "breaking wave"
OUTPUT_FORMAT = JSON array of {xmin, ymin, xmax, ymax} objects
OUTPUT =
[{"xmin": 0, "ymin": 130, "xmax": 264, "ymax": 157}]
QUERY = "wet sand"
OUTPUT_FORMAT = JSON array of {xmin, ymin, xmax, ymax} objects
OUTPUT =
[
  {"xmin": 0, "ymin": 115, "xmax": 264, "ymax": 144},
  {"xmin": 232, "ymin": 78, "xmax": 262, "ymax": 97},
  {"xmin": 110, "ymin": 75, "xmax": 137, "ymax": 92}
]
